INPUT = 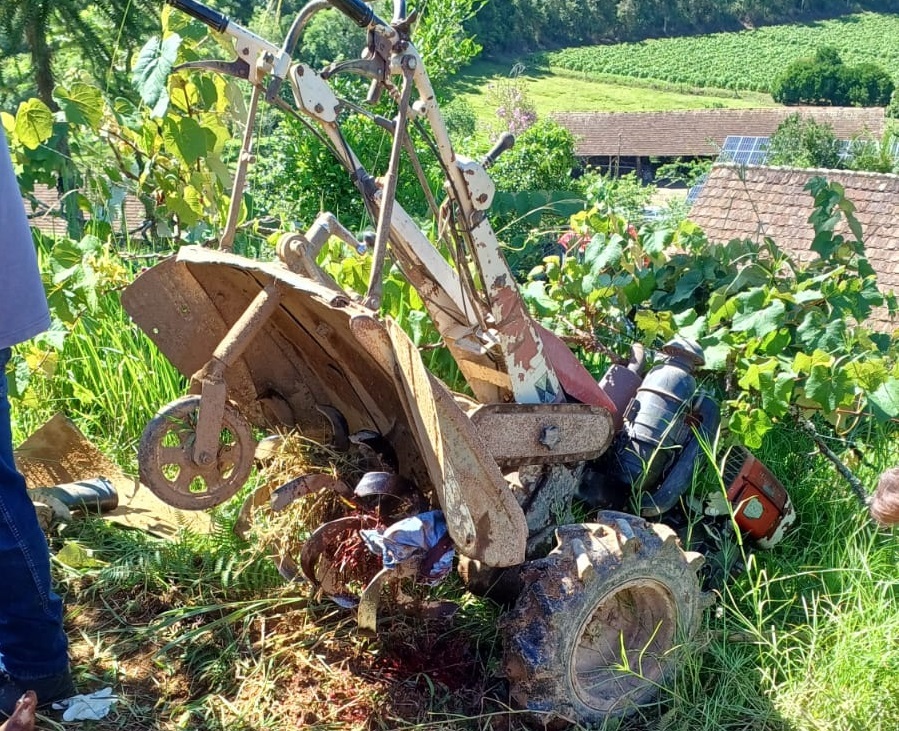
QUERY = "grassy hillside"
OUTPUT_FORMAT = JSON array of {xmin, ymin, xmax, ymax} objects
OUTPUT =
[
  {"xmin": 544, "ymin": 11, "xmax": 899, "ymax": 92},
  {"xmin": 448, "ymin": 59, "xmax": 775, "ymax": 130}
]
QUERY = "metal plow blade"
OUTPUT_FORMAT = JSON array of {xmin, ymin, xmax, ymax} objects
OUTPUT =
[{"xmin": 352, "ymin": 315, "xmax": 526, "ymax": 567}]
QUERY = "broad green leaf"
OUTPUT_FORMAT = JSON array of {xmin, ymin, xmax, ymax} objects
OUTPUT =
[
  {"xmin": 760, "ymin": 371, "xmax": 794, "ymax": 419},
  {"xmin": 14, "ymin": 99, "xmax": 54, "ymax": 150},
  {"xmin": 132, "ymin": 34, "xmax": 181, "ymax": 110},
  {"xmin": 732, "ymin": 298, "xmax": 785, "ymax": 337},
  {"xmin": 728, "ymin": 406, "xmax": 772, "ymax": 449},
  {"xmin": 592, "ymin": 234, "xmax": 624, "ymax": 272},
  {"xmin": 701, "ymin": 341, "xmax": 732, "ymax": 370},
  {"xmin": 54, "ymin": 83, "xmax": 104, "ymax": 129},
  {"xmin": 805, "ymin": 363, "xmax": 850, "ymax": 412},
  {"xmin": 793, "ymin": 349, "xmax": 833, "ymax": 375},
  {"xmin": 622, "ymin": 269, "xmax": 656, "ymax": 305},
  {"xmin": 162, "ymin": 116, "xmax": 209, "ymax": 166},
  {"xmin": 868, "ymin": 377, "xmax": 899, "ymax": 421},
  {"xmin": 668, "ymin": 267, "xmax": 704, "ymax": 306},
  {"xmin": 760, "ymin": 327, "xmax": 791, "ymax": 355},
  {"xmin": 738, "ymin": 357, "xmax": 778, "ymax": 391},
  {"xmin": 728, "ymin": 263, "xmax": 770, "ymax": 292},
  {"xmin": 634, "ymin": 309, "xmax": 674, "ymax": 342},
  {"xmin": 521, "ymin": 281, "xmax": 559, "ymax": 315}
]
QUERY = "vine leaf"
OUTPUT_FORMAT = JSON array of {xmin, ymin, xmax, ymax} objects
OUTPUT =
[
  {"xmin": 55, "ymin": 83, "xmax": 104, "ymax": 130},
  {"xmin": 132, "ymin": 34, "xmax": 182, "ymax": 116},
  {"xmin": 868, "ymin": 378, "xmax": 899, "ymax": 421},
  {"xmin": 14, "ymin": 99, "xmax": 53, "ymax": 150}
]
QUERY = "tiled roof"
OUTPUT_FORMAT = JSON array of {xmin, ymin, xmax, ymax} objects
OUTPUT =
[
  {"xmin": 23, "ymin": 184, "xmax": 147, "ymax": 239},
  {"xmin": 689, "ymin": 163, "xmax": 899, "ymax": 332},
  {"xmin": 552, "ymin": 107, "xmax": 886, "ymax": 157}
]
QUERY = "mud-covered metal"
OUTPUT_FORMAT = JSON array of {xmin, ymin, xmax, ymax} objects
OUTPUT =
[
  {"xmin": 138, "ymin": 395, "xmax": 255, "ymax": 509},
  {"xmin": 351, "ymin": 315, "xmax": 528, "ymax": 567},
  {"xmin": 470, "ymin": 402, "xmax": 614, "ymax": 469},
  {"xmin": 123, "ymin": 247, "xmax": 431, "ymax": 490}
]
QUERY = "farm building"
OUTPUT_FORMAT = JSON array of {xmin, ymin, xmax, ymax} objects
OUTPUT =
[
  {"xmin": 552, "ymin": 107, "xmax": 886, "ymax": 178},
  {"xmin": 689, "ymin": 163, "xmax": 899, "ymax": 332}
]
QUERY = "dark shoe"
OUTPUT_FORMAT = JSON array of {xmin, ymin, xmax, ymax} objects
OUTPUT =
[{"xmin": 0, "ymin": 668, "xmax": 75, "ymax": 716}]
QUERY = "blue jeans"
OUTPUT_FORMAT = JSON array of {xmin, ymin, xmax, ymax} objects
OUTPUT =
[{"xmin": 0, "ymin": 348, "xmax": 68, "ymax": 679}]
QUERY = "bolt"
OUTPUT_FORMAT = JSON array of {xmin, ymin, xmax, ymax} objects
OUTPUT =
[
  {"xmin": 196, "ymin": 452, "xmax": 214, "ymax": 466},
  {"xmin": 539, "ymin": 425, "xmax": 562, "ymax": 450}
]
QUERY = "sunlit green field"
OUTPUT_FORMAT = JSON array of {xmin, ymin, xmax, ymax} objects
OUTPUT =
[{"xmin": 544, "ymin": 11, "xmax": 899, "ymax": 92}]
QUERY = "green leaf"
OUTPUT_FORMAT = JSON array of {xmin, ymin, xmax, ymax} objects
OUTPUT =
[
  {"xmin": 162, "ymin": 116, "xmax": 210, "ymax": 166},
  {"xmin": 668, "ymin": 267, "xmax": 704, "ymax": 306},
  {"xmin": 805, "ymin": 363, "xmax": 849, "ymax": 412},
  {"xmin": 760, "ymin": 371, "xmax": 794, "ymax": 419},
  {"xmin": 732, "ymin": 298, "xmax": 785, "ymax": 337},
  {"xmin": 728, "ymin": 406, "xmax": 772, "ymax": 449},
  {"xmin": 634, "ymin": 310, "xmax": 674, "ymax": 343},
  {"xmin": 622, "ymin": 269, "xmax": 656, "ymax": 305},
  {"xmin": 132, "ymin": 34, "xmax": 181, "ymax": 111},
  {"xmin": 522, "ymin": 280, "xmax": 559, "ymax": 315},
  {"xmin": 14, "ymin": 99, "xmax": 54, "ymax": 150},
  {"xmin": 57, "ymin": 541, "xmax": 106, "ymax": 569},
  {"xmin": 701, "ymin": 341, "xmax": 732, "ymax": 370},
  {"xmin": 868, "ymin": 378, "xmax": 899, "ymax": 421},
  {"xmin": 592, "ymin": 234, "xmax": 624, "ymax": 272},
  {"xmin": 54, "ymin": 83, "xmax": 104, "ymax": 129},
  {"xmin": 759, "ymin": 327, "xmax": 791, "ymax": 355}
]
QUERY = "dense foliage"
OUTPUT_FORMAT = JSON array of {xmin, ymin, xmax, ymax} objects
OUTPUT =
[
  {"xmin": 523, "ymin": 178, "xmax": 899, "ymax": 449},
  {"xmin": 766, "ymin": 113, "xmax": 842, "ymax": 169},
  {"xmin": 469, "ymin": 0, "xmax": 899, "ymax": 55},
  {"xmin": 544, "ymin": 12, "xmax": 899, "ymax": 93},
  {"xmin": 772, "ymin": 46, "xmax": 894, "ymax": 106},
  {"xmin": 766, "ymin": 113, "xmax": 899, "ymax": 173}
]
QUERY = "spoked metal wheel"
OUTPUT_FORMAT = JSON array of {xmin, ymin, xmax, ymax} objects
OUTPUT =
[
  {"xmin": 139, "ymin": 395, "xmax": 255, "ymax": 510},
  {"xmin": 501, "ymin": 512, "xmax": 711, "ymax": 726}
]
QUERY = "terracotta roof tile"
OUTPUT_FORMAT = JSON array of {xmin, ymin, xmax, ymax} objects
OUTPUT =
[
  {"xmin": 23, "ymin": 185, "xmax": 147, "ymax": 239},
  {"xmin": 689, "ymin": 163, "xmax": 899, "ymax": 332},
  {"xmin": 552, "ymin": 107, "xmax": 885, "ymax": 157}
]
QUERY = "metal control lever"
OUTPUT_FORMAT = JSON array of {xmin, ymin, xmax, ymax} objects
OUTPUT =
[{"xmin": 482, "ymin": 132, "xmax": 515, "ymax": 168}]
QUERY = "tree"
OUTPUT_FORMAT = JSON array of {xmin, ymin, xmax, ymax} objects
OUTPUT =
[
  {"xmin": 771, "ymin": 46, "xmax": 894, "ymax": 107},
  {"xmin": 767, "ymin": 113, "xmax": 841, "ymax": 169},
  {"xmin": 0, "ymin": 1, "xmax": 156, "ymax": 108}
]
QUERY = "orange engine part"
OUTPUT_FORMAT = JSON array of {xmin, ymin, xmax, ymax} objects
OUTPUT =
[{"xmin": 723, "ymin": 448, "xmax": 795, "ymax": 549}]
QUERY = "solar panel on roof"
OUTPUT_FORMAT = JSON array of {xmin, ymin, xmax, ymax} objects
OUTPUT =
[
  {"xmin": 718, "ymin": 136, "xmax": 769, "ymax": 165},
  {"xmin": 686, "ymin": 135, "xmax": 899, "ymax": 208},
  {"xmin": 685, "ymin": 173, "xmax": 709, "ymax": 205}
]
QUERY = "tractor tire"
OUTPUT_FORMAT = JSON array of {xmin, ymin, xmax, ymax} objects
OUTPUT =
[{"xmin": 501, "ymin": 511, "xmax": 710, "ymax": 727}]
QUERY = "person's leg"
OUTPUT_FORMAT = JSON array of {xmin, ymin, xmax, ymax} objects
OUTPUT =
[{"xmin": 0, "ymin": 348, "xmax": 71, "ymax": 713}]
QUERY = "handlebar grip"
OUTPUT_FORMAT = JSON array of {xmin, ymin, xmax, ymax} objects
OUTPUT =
[
  {"xmin": 329, "ymin": 0, "xmax": 375, "ymax": 27},
  {"xmin": 165, "ymin": 0, "xmax": 229, "ymax": 33},
  {"xmin": 482, "ymin": 132, "xmax": 515, "ymax": 168}
]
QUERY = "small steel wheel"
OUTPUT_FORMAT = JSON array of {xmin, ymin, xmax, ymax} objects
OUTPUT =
[{"xmin": 139, "ymin": 395, "xmax": 255, "ymax": 510}]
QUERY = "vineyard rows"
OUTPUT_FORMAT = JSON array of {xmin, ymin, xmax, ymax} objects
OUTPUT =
[{"xmin": 544, "ymin": 12, "xmax": 899, "ymax": 93}]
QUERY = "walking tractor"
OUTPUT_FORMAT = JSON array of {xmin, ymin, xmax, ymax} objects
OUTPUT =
[{"xmin": 123, "ymin": 0, "xmax": 795, "ymax": 724}]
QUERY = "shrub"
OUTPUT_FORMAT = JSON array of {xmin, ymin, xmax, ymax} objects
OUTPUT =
[
  {"xmin": 767, "ymin": 113, "xmax": 841, "ymax": 169},
  {"xmin": 772, "ymin": 46, "xmax": 893, "ymax": 107}
]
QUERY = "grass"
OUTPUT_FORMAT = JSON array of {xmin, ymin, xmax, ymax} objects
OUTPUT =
[
  {"xmin": 39, "ymin": 414, "xmax": 899, "ymax": 731},
  {"xmin": 446, "ymin": 58, "xmax": 775, "ymax": 128}
]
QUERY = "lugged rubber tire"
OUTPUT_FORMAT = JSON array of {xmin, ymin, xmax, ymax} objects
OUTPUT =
[{"xmin": 501, "ymin": 511, "xmax": 710, "ymax": 727}]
